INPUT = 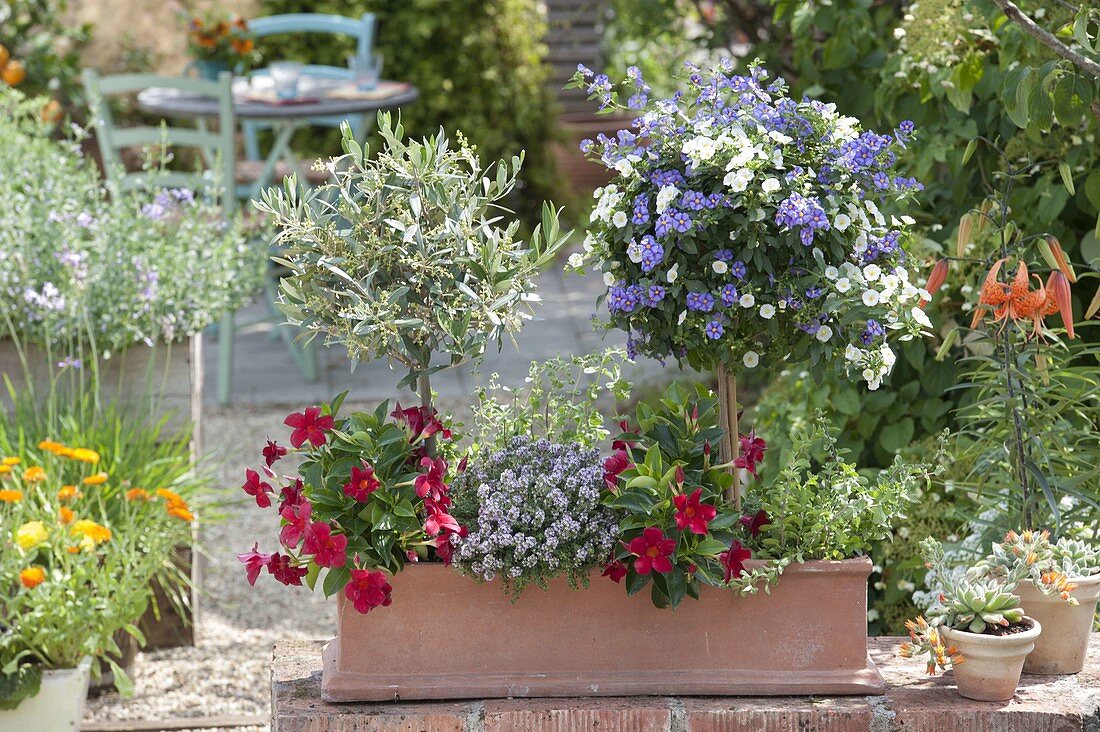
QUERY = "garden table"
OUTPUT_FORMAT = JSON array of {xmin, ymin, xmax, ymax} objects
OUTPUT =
[{"xmin": 136, "ymin": 77, "xmax": 420, "ymax": 193}]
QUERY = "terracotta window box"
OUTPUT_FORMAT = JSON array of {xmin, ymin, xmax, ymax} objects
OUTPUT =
[{"xmin": 322, "ymin": 556, "xmax": 883, "ymax": 702}]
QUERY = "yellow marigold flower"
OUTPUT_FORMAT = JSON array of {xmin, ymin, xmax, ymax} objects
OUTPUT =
[
  {"xmin": 126, "ymin": 488, "xmax": 152, "ymax": 501},
  {"xmin": 56, "ymin": 447, "xmax": 75, "ymax": 458},
  {"xmin": 16, "ymin": 521, "xmax": 49, "ymax": 549},
  {"xmin": 59, "ymin": 506, "xmax": 74, "ymax": 525},
  {"xmin": 19, "ymin": 566, "xmax": 46, "ymax": 589},
  {"xmin": 22, "ymin": 466, "xmax": 46, "ymax": 483},
  {"xmin": 70, "ymin": 448, "xmax": 100, "ymax": 464},
  {"xmin": 70, "ymin": 519, "xmax": 111, "ymax": 544},
  {"xmin": 37, "ymin": 440, "xmax": 64, "ymax": 453},
  {"xmin": 2, "ymin": 456, "xmax": 20, "ymax": 466},
  {"xmin": 0, "ymin": 489, "xmax": 22, "ymax": 502},
  {"xmin": 155, "ymin": 488, "xmax": 183, "ymax": 503},
  {"xmin": 167, "ymin": 503, "xmax": 194, "ymax": 522},
  {"xmin": 0, "ymin": 465, "xmax": 10, "ymax": 476},
  {"xmin": 82, "ymin": 472, "xmax": 108, "ymax": 486},
  {"xmin": 57, "ymin": 485, "xmax": 82, "ymax": 502}
]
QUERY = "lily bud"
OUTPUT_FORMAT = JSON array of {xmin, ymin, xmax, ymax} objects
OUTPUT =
[
  {"xmin": 956, "ymin": 213, "xmax": 973, "ymax": 257},
  {"xmin": 1047, "ymin": 270, "xmax": 1076, "ymax": 339},
  {"xmin": 921, "ymin": 259, "xmax": 949, "ymax": 308},
  {"xmin": 1040, "ymin": 235, "xmax": 1077, "ymax": 283}
]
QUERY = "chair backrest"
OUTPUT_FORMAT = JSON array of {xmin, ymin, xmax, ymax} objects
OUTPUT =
[
  {"xmin": 82, "ymin": 70, "xmax": 237, "ymax": 213},
  {"xmin": 248, "ymin": 12, "xmax": 376, "ymax": 60}
]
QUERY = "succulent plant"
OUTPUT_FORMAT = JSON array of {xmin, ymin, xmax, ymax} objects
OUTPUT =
[
  {"xmin": 976, "ymin": 530, "xmax": 1099, "ymax": 604},
  {"xmin": 920, "ymin": 537, "xmax": 1026, "ymax": 634},
  {"xmin": 1051, "ymin": 537, "xmax": 1100, "ymax": 579},
  {"xmin": 899, "ymin": 615, "xmax": 964, "ymax": 675}
]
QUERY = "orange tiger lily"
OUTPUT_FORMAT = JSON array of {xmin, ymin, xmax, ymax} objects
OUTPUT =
[{"xmin": 974, "ymin": 260, "xmax": 1063, "ymax": 340}]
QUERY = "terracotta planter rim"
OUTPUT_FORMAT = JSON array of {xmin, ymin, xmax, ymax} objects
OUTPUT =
[{"xmin": 941, "ymin": 617, "xmax": 1042, "ymax": 645}]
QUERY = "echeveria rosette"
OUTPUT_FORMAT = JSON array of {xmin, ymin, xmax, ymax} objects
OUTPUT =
[{"xmin": 566, "ymin": 59, "xmax": 933, "ymax": 388}]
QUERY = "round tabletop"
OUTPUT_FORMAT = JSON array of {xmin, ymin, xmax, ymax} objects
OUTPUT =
[{"xmin": 136, "ymin": 80, "xmax": 419, "ymax": 121}]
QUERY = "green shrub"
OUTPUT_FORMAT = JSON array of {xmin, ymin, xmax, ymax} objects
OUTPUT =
[
  {"xmin": 0, "ymin": 0, "xmax": 89, "ymax": 108},
  {"xmin": 254, "ymin": 0, "xmax": 562, "ymax": 223}
]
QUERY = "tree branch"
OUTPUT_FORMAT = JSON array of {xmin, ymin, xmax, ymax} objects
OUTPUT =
[{"xmin": 990, "ymin": 0, "xmax": 1100, "ymax": 79}]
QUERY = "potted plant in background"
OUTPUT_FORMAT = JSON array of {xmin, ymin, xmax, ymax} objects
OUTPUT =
[
  {"xmin": 0, "ymin": 442, "xmax": 195, "ymax": 724},
  {"xmin": 902, "ymin": 538, "xmax": 1041, "ymax": 702},
  {"xmin": 977, "ymin": 530, "xmax": 1100, "ymax": 675},
  {"xmin": 182, "ymin": 7, "xmax": 259, "ymax": 80}
]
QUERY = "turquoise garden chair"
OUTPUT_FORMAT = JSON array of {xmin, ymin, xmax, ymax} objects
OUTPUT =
[
  {"xmin": 82, "ymin": 70, "xmax": 318, "ymax": 406},
  {"xmin": 241, "ymin": 12, "xmax": 377, "ymax": 166}
]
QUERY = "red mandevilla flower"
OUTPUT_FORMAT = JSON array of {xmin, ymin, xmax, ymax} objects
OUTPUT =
[
  {"xmin": 734, "ymin": 430, "xmax": 767, "ymax": 478},
  {"xmin": 414, "ymin": 456, "xmax": 447, "ymax": 502},
  {"xmin": 302, "ymin": 522, "xmax": 347, "ymax": 568},
  {"xmin": 673, "ymin": 487, "xmax": 717, "ymax": 535},
  {"xmin": 277, "ymin": 479, "xmax": 305, "ymax": 512},
  {"xmin": 236, "ymin": 543, "xmax": 273, "ymax": 586},
  {"xmin": 344, "ymin": 568, "xmax": 393, "ymax": 614},
  {"xmin": 433, "ymin": 533, "xmax": 456, "ymax": 565},
  {"xmin": 612, "ymin": 420, "xmax": 637, "ymax": 452},
  {"xmin": 627, "ymin": 526, "xmax": 676, "ymax": 575},
  {"xmin": 283, "ymin": 406, "xmax": 335, "ymax": 449},
  {"xmin": 603, "ymin": 450, "xmax": 630, "ymax": 491},
  {"xmin": 268, "ymin": 553, "xmax": 308, "ymax": 586},
  {"xmin": 602, "ymin": 560, "xmax": 628, "ymax": 583},
  {"xmin": 391, "ymin": 403, "xmax": 452, "ymax": 442},
  {"xmin": 343, "ymin": 463, "xmax": 380, "ymax": 502},
  {"xmin": 739, "ymin": 509, "xmax": 771, "ymax": 537},
  {"xmin": 719, "ymin": 539, "xmax": 752, "ymax": 583},
  {"xmin": 263, "ymin": 439, "xmax": 287, "ymax": 467},
  {"xmin": 423, "ymin": 501, "xmax": 462, "ymax": 537},
  {"xmin": 279, "ymin": 499, "xmax": 312, "ymax": 548},
  {"xmin": 242, "ymin": 468, "xmax": 274, "ymax": 508}
]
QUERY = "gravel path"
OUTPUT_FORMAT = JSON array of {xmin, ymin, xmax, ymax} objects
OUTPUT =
[{"xmin": 84, "ymin": 398, "xmax": 475, "ymax": 730}]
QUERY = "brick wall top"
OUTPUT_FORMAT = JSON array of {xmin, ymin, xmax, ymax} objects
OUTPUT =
[{"xmin": 272, "ymin": 637, "xmax": 1100, "ymax": 732}]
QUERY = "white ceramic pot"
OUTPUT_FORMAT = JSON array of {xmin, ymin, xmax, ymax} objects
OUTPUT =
[
  {"xmin": 1016, "ymin": 573, "xmax": 1100, "ymax": 675},
  {"xmin": 0, "ymin": 657, "xmax": 92, "ymax": 731},
  {"xmin": 942, "ymin": 619, "xmax": 1041, "ymax": 701}
]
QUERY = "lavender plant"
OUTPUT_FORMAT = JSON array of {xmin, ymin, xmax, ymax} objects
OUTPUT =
[
  {"xmin": 450, "ymin": 436, "xmax": 621, "ymax": 597},
  {"xmin": 0, "ymin": 90, "xmax": 261, "ymax": 353}
]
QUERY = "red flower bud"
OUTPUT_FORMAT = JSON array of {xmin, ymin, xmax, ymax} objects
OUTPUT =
[{"xmin": 921, "ymin": 259, "xmax": 949, "ymax": 309}]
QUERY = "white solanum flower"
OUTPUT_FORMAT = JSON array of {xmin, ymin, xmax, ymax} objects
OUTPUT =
[
  {"xmin": 712, "ymin": 260, "xmax": 728, "ymax": 274},
  {"xmin": 911, "ymin": 306, "xmax": 933, "ymax": 329},
  {"xmin": 824, "ymin": 265, "xmax": 839, "ymax": 280},
  {"xmin": 567, "ymin": 252, "xmax": 584, "ymax": 268},
  {"xmin": 862, "ymin": 367, "xmax": 876, "ymax": 382},
  {"xmin": 603, "ymin": 271, "xmax": 616, "ymax": 287},
  {"xmin": 862, "ymin": 290, "xmax": 880, "ymax": 306},
  {"xmin": 833, "ymin": 213, "xmax": 851, "ymax": 231},
  {"xmin": 666, "ymin": 264, "xmax": 679, "ymax": 283},
  {"xmin": 759, "ymin": 303, "xmax": 775, "ymax": 319},
  {"xmin": 816, "ymin": 325, "xmax": 833, "ymax": 342},
  {"xmin": 614, "ymin": 158, "xmax": 635, "ymax": 177},
  {"xmin": 761, "ymin": 177, "xmax": 781, "ymax": 193},
  {"xmin": 880, "ymin": 345, "xmax": 896, "ymax": 367},
  {"xmin": 845, "ymin": 344, "xmax": 862, "ymax": 362},
  {"xmin": 835, "ymin": 278, "xmax": 851, "ymax": 293},
  {"xmin": 743, "ymin": 350, "xmax": 759, "ymax": 368},
  {"xmin": 677, "ymin": 310, "xmax": 687, "ymax": 325},
  {"xmin": 739, "ymin": 293, "xmax": 755, "ymax": 308},
  {"xmin": 863, "ymin": 264, "xmax": 882, "ymax": 281},
  {"xmin": 612, "ymin": 211, "xmax": 629, "ymax": 229},
  {"xmin": 656, "ymin": 185, "xmax": 679, "ymax": 214}
]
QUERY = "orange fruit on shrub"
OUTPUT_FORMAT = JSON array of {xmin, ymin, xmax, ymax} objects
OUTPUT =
[
  {"xmin": 0, "ymin": 44, "xmax": 9, "ymax": 68},
  {"xmin": 2, "ymin": 59, "xmax": 26, "ymax": 86},
  {"xmin": 40, "ymin": 99, "xmax": 62, "ymax": 124}
]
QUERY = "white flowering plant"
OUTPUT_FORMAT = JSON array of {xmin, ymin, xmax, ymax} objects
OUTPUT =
[{"xmin": 566, "ymin": 59, "xmax": 933, "ymax": 388}]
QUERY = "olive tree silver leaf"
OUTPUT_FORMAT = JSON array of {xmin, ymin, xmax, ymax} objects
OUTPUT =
[{"xmin": 256, "ymin": 112, "xmax": 571, "ymax": 398}]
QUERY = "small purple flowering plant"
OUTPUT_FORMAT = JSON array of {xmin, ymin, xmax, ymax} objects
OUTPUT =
[
  {"xmin": 567, "ymin": 60, "xmax": 933, "ymax": 388},
  {"xmin": 450, "ymin": 436, "xmax": 622, "ymax": 597}
]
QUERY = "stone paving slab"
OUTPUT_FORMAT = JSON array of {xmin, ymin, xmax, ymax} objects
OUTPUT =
[
  {"xmin": 272, "ymin": 637, "xmax": 1100, "ymax": 732},
  {"xmin": 208, "ymin": 268, "xmax": 674, "ymax": 406}
]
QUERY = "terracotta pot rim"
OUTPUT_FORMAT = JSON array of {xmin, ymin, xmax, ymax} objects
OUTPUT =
[
  {"xmin": 941, "ymin": 617, "xmax": 1042, "ymax": 645},
  {"xmin": 400, "ymin": 555, "xmax": 872, "ymax": 576}
]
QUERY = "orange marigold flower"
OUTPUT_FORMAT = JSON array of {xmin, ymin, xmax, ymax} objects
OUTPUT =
[
  {"xmin": 57, "ymin": 485, "xmax": 82, "ymax": 501},
  {"xmin": 70, "ymin": 448, "xmax": 101, "ymax": 464},
  {"xmin": 0, "ymin": 489, "xmax": 22, "ymax": 502},
  {"xmin": 168, "ymin": 504, "xmax": 195, "ymax": 522},
  {"xmin": 156, "ymin": 488, "xmax": 183, "ymax": 503},
  {"xmin": 22, "ymin": 466, "xmax": 46, "ymax": 483},
  {"xmin": 2, "ymin": 456, "xmax": 20, "ymax": 466},
  {"xmin": 83, "ymin": 473, "xmax": 108, "ymax": 486},
  {"xmin": 66, "ymin": 545, "xmax": 81, "ymax": 554},
  {"xmin": 19, "ymin": 566, "xmax": 46, "ymax": 589},
  {"xmin": 37, "ymin": 440, "xmax": 64, "ymax": 453},
  {"xmin": 126, "ymin": 488, "xmax": 152, "ymax": 501},
  {"xmin": 70, "ymin": 519, "xmax": 111, "ymax": 544},
  {"xmin": 59, "ymin": 506, "xmax": 75, "ymax": 525}
]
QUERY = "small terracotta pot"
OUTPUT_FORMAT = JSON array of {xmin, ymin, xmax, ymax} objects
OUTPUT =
[
  {"xmin": 942, "ymin": 618, "xmax": 1042, "ymax": 701},
  {"xmin": 322, "ymin": 557, "xmax": 884, "ymax": 701},
  {"xmin": 1016, "ymin": 574, "xmax": 1100, "ymax": 675}
]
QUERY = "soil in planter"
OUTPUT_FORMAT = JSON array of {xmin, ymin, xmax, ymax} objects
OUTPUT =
[{"xmin": 980, "ymin": 619, "xmax": 1035, "ymax": 637}]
